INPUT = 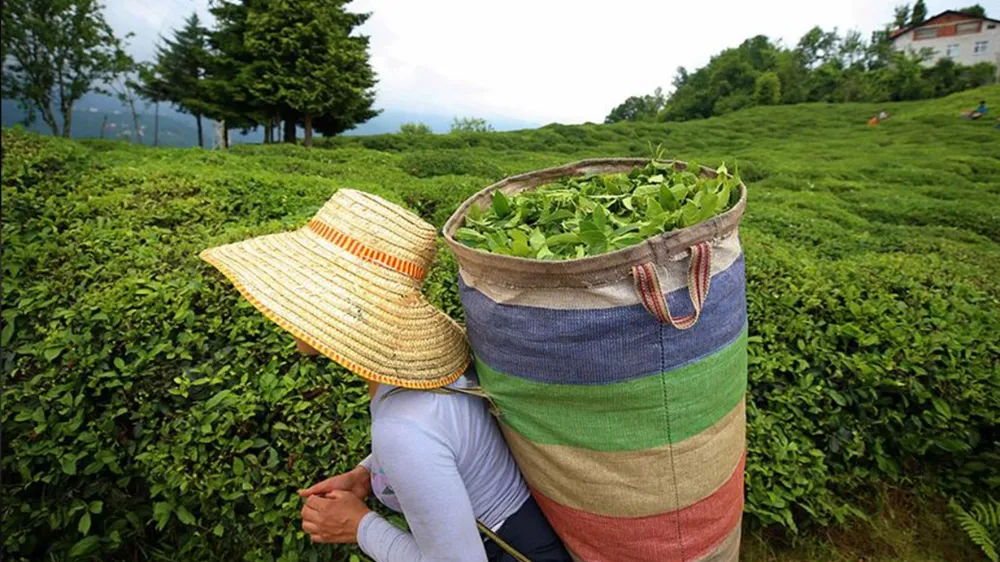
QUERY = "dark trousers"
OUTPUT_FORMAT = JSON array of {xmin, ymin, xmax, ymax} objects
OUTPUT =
[{"xmin": 485, "ymin": 496, "xmax": 571, "ymax": 562}]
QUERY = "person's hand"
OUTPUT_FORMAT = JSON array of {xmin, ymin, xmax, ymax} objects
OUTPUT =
[
  {"xmin": 294, "ymin": 337, "xmax": 319, "ymax": 356},
  {"xmin": 298, "ymin": 465, "xmax": 372, "ymax": 501},
  {"xmin": 300, "ymin": 491, "xmax": 370, "ymax": 544}
]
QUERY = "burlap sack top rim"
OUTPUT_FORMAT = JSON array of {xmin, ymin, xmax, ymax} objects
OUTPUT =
[{"xmin": 442, "ymin": 158, "xmax": 747, "ymax": 289}]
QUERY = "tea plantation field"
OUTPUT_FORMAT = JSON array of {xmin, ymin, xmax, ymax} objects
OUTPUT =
[{"xmin": 2, "ymin": 86, "xmax": 999, "ymax": 561}]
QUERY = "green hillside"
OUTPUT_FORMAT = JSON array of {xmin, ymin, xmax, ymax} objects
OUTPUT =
[{"xmin": 2, "ymin": 86, "xmax": 999, "ymax": 562}]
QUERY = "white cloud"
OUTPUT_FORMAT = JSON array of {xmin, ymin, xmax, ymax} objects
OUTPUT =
[{"xmin": 104, "ymin": 0, "xmax": 999, "ymax": 124}]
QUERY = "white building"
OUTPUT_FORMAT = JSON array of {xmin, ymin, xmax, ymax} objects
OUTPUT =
[{"xmin": 890, "ymin": 10, "xmax": 1000, "ymax": 73}]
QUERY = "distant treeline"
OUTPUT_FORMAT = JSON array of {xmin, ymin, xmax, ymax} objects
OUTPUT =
[{"xmin": 606, "ymin": 4, "xmax": 997, "ymax": 123}]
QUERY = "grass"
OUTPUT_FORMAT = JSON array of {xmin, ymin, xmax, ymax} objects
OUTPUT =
[
  {"xmin": 743, "ymin": 487, "xmax": 983, "ymax": 562},
  {"xmin": 2, "ymin": 84, "xmax": 998, "ymax": 561}
]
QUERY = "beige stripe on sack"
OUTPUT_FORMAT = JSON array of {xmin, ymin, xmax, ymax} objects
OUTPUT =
[
  {"xmin": 460, "ymin": 232, "xmax": 742, "ymax": 309},
  {"xmin": 503, "ymin": 399, "xmax": 745, "ymax": 518}
]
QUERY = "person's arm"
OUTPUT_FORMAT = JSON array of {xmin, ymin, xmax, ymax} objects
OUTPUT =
[{"xmin": 357, "ymin": 417, "xmax": 487, "ymax": 562}]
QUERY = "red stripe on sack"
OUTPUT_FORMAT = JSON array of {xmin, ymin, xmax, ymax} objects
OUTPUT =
[
  {"xmin": 533, "ymin": 454, "xmax": 745, "ymax": 562},
  {"xmin": 306, "ymin": 219, "xmax": 426, "ymax": 281}
]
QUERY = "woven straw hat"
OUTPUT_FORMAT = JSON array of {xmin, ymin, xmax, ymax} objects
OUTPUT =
[{"xmin": 200, "ymin": 189, "xmax": 470, "ymax": 389}]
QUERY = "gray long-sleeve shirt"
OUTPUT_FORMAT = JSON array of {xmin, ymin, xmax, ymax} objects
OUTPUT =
[{"xmin": 356, "ymin": 377, "xmax": 530, "ymax": 562}]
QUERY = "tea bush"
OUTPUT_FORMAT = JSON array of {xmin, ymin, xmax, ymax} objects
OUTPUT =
[{"xmin": 2, "ymin": 85, "xmax": 999, "ymax": 561}]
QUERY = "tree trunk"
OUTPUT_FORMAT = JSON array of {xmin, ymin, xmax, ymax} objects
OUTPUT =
[
  {"xmin": 154, "ymin": 103, "xmax": 160, "ymax": 147},
  {"xmin": 128, "ymin": 100, "xmax": 142, "ymax": 145},
  {"xmin": 303, "ymin": 115, "xmax": 313, "ymax": 147},
  {"xmin": 196, "ymin": 113, "xmax": 204, "ymax": 148},
  {"xmin": 264, "ymin": 121, "xmax": 271, "ymax": 144},
  {"xmin": 284, "ymin": 117, "xmax": 296, "ymax": 143},
  {"xmin": 42, "ymin": 109, "xmax": 60, "ymax": 137},
  {"xmin": 100, "ymin": 115, "xmax": 108, "ymax": 139},
  {"xmin": 224, "ymin": 125, "xmax": 230, "ymax": 149},
  {"xmin": 63, "ymin": 105, "xmax": 73, "ymax": 138}
]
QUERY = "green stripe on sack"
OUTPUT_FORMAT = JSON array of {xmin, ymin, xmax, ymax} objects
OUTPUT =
[{"xmin": 477, "ymin": 327, "xmax": 748, "ymax": 452}]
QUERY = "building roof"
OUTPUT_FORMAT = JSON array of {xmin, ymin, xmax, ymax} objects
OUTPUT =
[{"xmin": 889, "ymin": 10, "xmax": 1000, "ymax": 40}]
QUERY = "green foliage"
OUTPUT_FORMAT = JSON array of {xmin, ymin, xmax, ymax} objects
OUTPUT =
[
  {"xmin": 399, "ymin": 122, "xmax": 432, "ymax": 135},
  {"xmin": 958, "ymin": 4, "xmax": 987, "ymax": 18},
  {"xmin": 237, "ymin": 0, "xmax": 379, "ymax": 145},
  {"xmin": 604, "ymin": 87, "xmax": 666, "ymax": 123},
  {"xmin": 754, "ymin": 72, "xmax": 782, "ymax": 105},
  {"xmin": 1, "ymin": 0, "xmax": 132, "ymax": 138},
  {"xmin": 3, "ymin": 85, "xmax": 1000, "ymax": 559},
  {"xmin": 450, "ymin": 117, "xmax": 494, "ymax": 133},
  {"xmin": 910, "ymin": 0, "xmax": 928, "ymax": 26},
  {"xmin": 893, "ymin": 4, "xmax": 911, "ymax": 28},
  {"xmin": 398, "ymin": 150, "xmax": 504, "ymax": 181},
  {"xmin": 950, "ymin": 499, "xmax": 1000, "ymax": 561},
  {"xmin": 457, "ymin": 161, "xmax": 740, "ymax": 259}
]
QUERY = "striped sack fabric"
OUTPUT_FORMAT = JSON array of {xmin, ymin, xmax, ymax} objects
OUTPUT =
[{"xmin": 444, "ymin": 159, "xmax": 748, "ymax": 562}]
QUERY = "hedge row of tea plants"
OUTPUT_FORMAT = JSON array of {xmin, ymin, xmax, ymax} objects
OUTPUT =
[{"xmin": 3, "ymin": 88, "xmax": 999, "ymax": 561}]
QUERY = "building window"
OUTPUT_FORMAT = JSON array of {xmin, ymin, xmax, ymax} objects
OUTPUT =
[
  {"xmin": 988, "ymin": 24, "xmax": 997, "ymax": 29},
  {"xmin": 956, "ymin": 22, "xmax": 981, "ymax": 34},
  {"xmin": 914, "ymin": 27, "xmax": 938, "ymax": 40},
  {"xmin": 946, "ymin": 44, "xmax": 960, "ymax": 57},
  {"xmin": 974, "ymin": 41, "xmax": 989, "ymax": 55}
]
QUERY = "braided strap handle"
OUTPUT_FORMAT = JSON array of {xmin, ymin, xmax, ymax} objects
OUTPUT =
[{"xmin": 632, "ymin": 242, "xmax": 712, "ymax": 330}]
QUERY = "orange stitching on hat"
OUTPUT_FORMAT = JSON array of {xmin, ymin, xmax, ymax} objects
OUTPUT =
[{"xmin": 307, "ymin": 219, "xmax": 427, "ymax": 281}]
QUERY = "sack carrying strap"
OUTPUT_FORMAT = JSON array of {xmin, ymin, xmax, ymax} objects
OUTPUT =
[
  {"xmin": 632, "ymin": 242, "xmax": 712, "ymax": 330},
  {"xmin": 478, "ymin": 520, "xmax": 533, "ymax": 562},
  {"xmin": 378, "ymin": 386, "xmax": 529, "ymax": 561}
]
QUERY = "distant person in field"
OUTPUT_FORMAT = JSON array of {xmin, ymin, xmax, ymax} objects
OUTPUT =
[
  {"xmin": 200, "ymin": 190, "xmax": 571, "ymax": 562},
  {"xmin": 963, "ymin": 100, "xmax": 988, "ymax": 120},
  {"xmin": 878, "ymin": 110, "xmax": 889, "ymax": 121},
  {"xmin": 868, "ymin": 115, "xmax": 879, "ymax": 127}
]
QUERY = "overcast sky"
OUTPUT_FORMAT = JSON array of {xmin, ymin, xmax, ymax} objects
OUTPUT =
[{"xmin": 107, "ymin": 0, "xmax": 999, "ymax": 124}]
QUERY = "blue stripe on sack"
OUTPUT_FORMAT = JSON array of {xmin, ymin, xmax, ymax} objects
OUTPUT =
[{"xmin": 460, "ymin": 255, "xmax": 747, "ymax": 385}]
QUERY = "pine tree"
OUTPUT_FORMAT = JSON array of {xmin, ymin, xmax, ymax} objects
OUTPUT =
[
  {"xmin": 893, "ymin": 4, "xmax": 911, "ymax": 28},
  {"xmin": 142, "ymin": 14, "xmax": 211, "ymax": 147},
  {"xmin": 910, "ymin": 0, "xmax": 928, "ymax": 26},
  {"xmin": 240, "ymin": 0, "xmax": 379, "ymax": 146}
]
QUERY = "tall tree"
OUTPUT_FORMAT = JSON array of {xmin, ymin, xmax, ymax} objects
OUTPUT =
[
  {"xmin": 240, "ymin": 0, "xmax": 379, "ymax": 146},
  {"xmin": 910, "ymin": 0, "xmax": 928, "ymax": 26},
  {"xmin": 1, "ymin": 0, "xmax": 131, "ymax": 137},
  {"xmin": 839, "ymin": 29, "xmax": 867, "ymax": 68},
  {"xmin": 797, "ymin": 27, "xmax": 841, "ymax": 69},
  {"xmin": 206, "ymin": 1, "xmax": 270, "ymax": 144},
  {"xmin": 893, "ymin": 4, "xmax": 911, "ymax": 28},
  {"xmin": 141, "ymin": 14, "xmax": 212, "ymax": 147}
]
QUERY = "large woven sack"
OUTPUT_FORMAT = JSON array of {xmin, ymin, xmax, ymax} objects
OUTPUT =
[{"xmin": 443, "ymin": 158, "xmax": 748, "ymax": 562}]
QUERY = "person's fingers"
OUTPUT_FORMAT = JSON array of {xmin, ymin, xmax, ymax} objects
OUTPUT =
[
  {"xmin": 322, "ymin": 489, "xmax": 349, "ymax": 502},
  {"xmin": 306, "ymin": 494, "xmax": 334, "ymax": 509},
  {"xmin": 302, "ymin": 521, "xmax": 321, "ymax": 534},
  {"xmin": 301, "ymin": 502, "xmax": 321, "ymax": 518},
  {"xmin": 299, "ymin": 476, "xmax": 340, "ymax": 497},
  {"xmin": 309, "ymin": 533, "xmax": 333, "ymax": 544}
]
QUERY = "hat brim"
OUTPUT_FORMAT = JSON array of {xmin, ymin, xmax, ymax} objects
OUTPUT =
[{"xmin": 201, "ymin": 227, "xmax": 470, "ymax": 389}]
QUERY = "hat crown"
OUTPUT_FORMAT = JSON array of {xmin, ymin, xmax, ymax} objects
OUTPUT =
[{"xmin": 310, "ymin": 190, "xmax": 437, "ymax": 279}]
